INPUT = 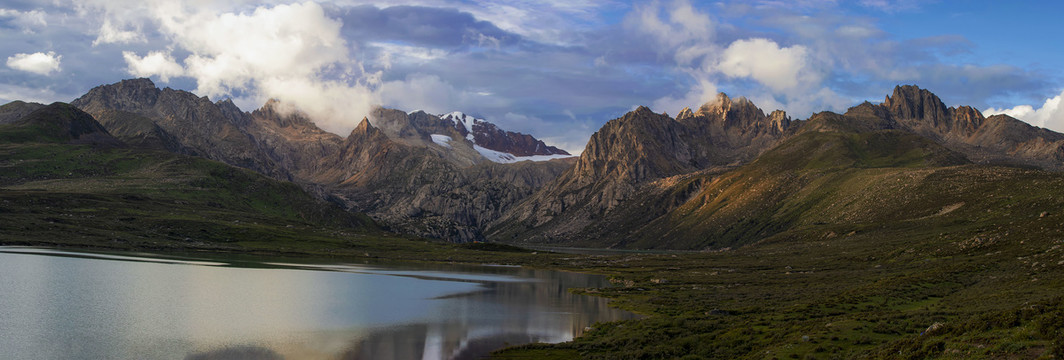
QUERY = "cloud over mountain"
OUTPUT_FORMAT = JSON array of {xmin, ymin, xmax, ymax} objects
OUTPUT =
[
  {"xmin": 0, "ymin": 0, "xmax": 1061, "ymax": 146},
  {"xmin": 985, "ymin": 89, "xmax": 1064, "ymax": 133}
]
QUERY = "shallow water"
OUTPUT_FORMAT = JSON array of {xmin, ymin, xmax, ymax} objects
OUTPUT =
[{"xmin": 0, "ymin": 247, "xmax": 635, "ymax": 359}]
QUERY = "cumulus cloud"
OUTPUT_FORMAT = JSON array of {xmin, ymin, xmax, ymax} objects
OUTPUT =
[
  {"xmin": 717, "ymin": 38, "xmax": 813, "ymax": 92},
  {"xmin": 984, "ymin": 90, "xmax": 1064, "ymax": 133},
  {"xmin": 652, "ymin": 78, "xmax": 718, "ymax": 116},
  {"xmin": 6, "ymin": 51, "xmax": 61, "ymax": 75},
  {"xmin": 630, "ymin": 0, "xmax": 831, "ymax": 117},
  {"xmin": 104, "ymin": 1, "xmax": 382, "ymax": 135},
  {"xmin": 122, "ymin": 51, "xmax": 184, "ymax": 82}
]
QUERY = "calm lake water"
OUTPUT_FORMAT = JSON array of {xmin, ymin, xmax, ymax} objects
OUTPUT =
[{"xmin": 0, "ymin": 247, "xmax": 635, "ymax": 359}]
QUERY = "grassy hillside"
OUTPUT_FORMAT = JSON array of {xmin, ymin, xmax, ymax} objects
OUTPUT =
[
  {"xmin": 491, "ymin": 124, "xmax": 1064, "ymax": 358},
  {"xmin": 0, "ymin": 104, "xmax": 396, "ymax": 253},
  {"xmin": 543, "ymin": 127, "xmax": 1048, "ymax": 250},
  {"xmin": 497, "ymin": 194, "xmax": 1064, "ymax": 358}
]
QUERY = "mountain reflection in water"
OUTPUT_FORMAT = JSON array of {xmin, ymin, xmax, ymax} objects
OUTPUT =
[{"xmin": 0, "ymin": 248, "xmax": 635, "ymax": 360}]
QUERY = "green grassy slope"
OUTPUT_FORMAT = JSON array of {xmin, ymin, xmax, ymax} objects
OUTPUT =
[
  {"xmin": 550, "ymin": 108, "xmax": 1050, "ymax": 253},
  {"xmin": 0, "ymin": 103, "xmax": 392, "ymax": 252},
  {"xmin": 492, "ymin": 116, "xmax": 1064, "ymax": 358},
  {"xmin": 495, "ymin": 162, "xmax": 1064, "ymax": 358}
]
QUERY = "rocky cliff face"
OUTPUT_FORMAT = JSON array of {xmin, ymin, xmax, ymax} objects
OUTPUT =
[
  {"xmin": 244, "ymin": 100, "xmax": 345, "ymax": 183},
  {"xmin": 492, "ymin": 85, "xmax": 1064, "ymax": 249},
  {"xmin": 866, "ymin": 85, "xmax": 1064, "ymax": 169},
  {"xmin": 441, "ymin": 112, "xmax": 570, "ymax": 157},
  {"xmin": 488, "ymin": 95, "xmax": 793, "ymax": 244},
  {"xmin": 71, "ymin": 79, "xmax": 289, "ymax": 179},
  {"xmin": 68, "ymin": 78, "xmax": 574, "ymax": 242},
  {"xmin": 14, "ymin": 102, "xmax": 121, "ymax": 146},
  {"xmin": 0, "ymin": 101, "xmax": 45, "ymax": 125},
  {"xmin": 310, "ymin": 116, "xmax": 573, "ymax": 240}
]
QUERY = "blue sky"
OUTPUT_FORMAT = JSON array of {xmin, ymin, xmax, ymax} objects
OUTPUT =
[{"xmin": 2, "ymin": 0, "xmax": 1062, "ymax": 152}]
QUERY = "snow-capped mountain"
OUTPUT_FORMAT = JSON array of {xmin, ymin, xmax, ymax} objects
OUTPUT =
[{"xmin": 437, "ymin": 111, "xmax": 573, "ymax": 164}]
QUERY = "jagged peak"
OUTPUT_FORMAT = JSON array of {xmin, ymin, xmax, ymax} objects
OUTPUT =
[
  {"xmin": 261, "ymin": 98, "xmax": 282, "ymax": 108},
  {"xmin": 350, "ymin": 116, "xmax": 377, "ymax": 136},
  {"xmin": 117, "ymin": 78, "xmax": 157, "ymax": 89},
  {"xmin": 695, "ymin": 92, "xmax": 760, "ymax": 118},
  {"xmin": 882, "ymin": 84, "xmax": 948, "ymax": 119},
  {"xmin": 440, "ymin": 111, "xmax": 484, "ymax": 135},
  {"xmin": 215, "ymin": 98, "xmax": 242, "ymax": 112},
  {"xmin": 676, "ymin": 107, "xmax": 694, "ymax": 121}
]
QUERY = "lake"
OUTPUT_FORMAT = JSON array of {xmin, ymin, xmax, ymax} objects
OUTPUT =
[{"xmin": 0, "ymin": 247, "xmax": 636, "ymax": 359}]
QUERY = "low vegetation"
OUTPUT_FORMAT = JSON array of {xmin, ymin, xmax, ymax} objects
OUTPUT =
[{"xmin": 3, "ymin": 110, "xmax": 1063, "ymax": 359}]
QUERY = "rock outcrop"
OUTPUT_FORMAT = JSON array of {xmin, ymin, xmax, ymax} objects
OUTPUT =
[
  {"xmin": 68, "ymin": 78, "xmax": 574, "ymax": 241},
  {"xmin": 488, "ymin": 94, "xmax": 793, "ymax": 244},
  {"xmin": 71, "ymin": 78, "xmax": 289, "ymax": 179},
  {"xmin": 860, "ymin": 85, "xmax": 1064, "ymax": 169},
  {"xmin": 441, "ymin": 112, "xmax": 570, "ymax": 157},
  {"xmin": 13, "ymin": 102, "xmax": 122, "ymax": 146},
  {"xmin": 0, "ymin": 101, "xmax": 45, "ymax": 125}
]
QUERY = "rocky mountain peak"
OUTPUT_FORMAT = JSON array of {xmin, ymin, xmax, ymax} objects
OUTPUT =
[
  {"xmin": 215, "ymin": 98, "xmax": 248, "ymax": 126},
  {"xmin": 633, "ymin": 105, "xmax": 655, "ymax": 115},
  {"xmin": 882, "ymin": 85, "xmax": 949, "ymax": 123},
  {"xmin": 768, "ymin": 110, "xmax": 791, "ymax": 134},
  {"xmin": 691, "ymin": 92, "xmax": 769, "ymax": 130},
  {"xmin": 0, "ymin": 100, "xmax": 45, "ymax": 125},
  {"xmin": 676, "ymin": 107, "xmax": 694, "ymax": 121},
  {"xmin": 440, "ymin": 111, "xmax": 570, "ymax": 157},
  {"xmin": 250, "ymin": 99, "xmax": 318, "ymax": 129},
  {"xmin": 72, "ymin": 78, "xmax": 161, "ymax": 112},
  {"xmin": 17, "ymin": 102, "xmax": 121, "ymax": 146},
  {"xmin": 350, "ymin": 117, "xmax": 380, "ymax": 137}
]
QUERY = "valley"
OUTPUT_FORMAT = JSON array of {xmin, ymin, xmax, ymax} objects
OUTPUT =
[{"xmin": 2, "ymin": 81, "xmax": 1063, "ymax": 358}]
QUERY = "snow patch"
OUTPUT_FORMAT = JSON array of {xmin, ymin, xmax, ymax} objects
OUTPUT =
[
  {"xmin": 474, "ymin": 145, "xmax": 576, "ymax": 164},
  {"xmin": 430, "ymin": 134, "xmax": 453, "ymax": 148},
  {"xmin": 441, "ymin": 111, "xmax": 479, "ymax": 141}
]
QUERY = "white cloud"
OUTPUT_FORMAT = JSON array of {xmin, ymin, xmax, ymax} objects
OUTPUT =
[
  {"xmin": 379, "ymin": 74, "xmax": 481, "ymax": 116},
  {"xmin": 6, "ymin": 51, "xmax": 61, "ymax": 75},
  {"xmin": 122, "ymin": 51, "xmax": 185, "ymax": 82},
  {"xmin": 93, "ymin": 18, "xmax": 145, "ymax": 45},
  {"xmin": 652, "ymin": 78, "xmax": 718, "ymax": 117},
  {"xmin": 984, "ymin": 89, "xmax": 1064, "ymax": 132},
  {"xmin": 0, "ymin": 8, "xmax": 47, "ymax": 33},
  {"xmin": 462, "ymin": 0, "xmax": 611, "ymax": 45},
  {"xmin": 633, "ymin": 1, "xmax": 830, "ymax": 117},
  {"xmin": 371, "ymin": 42, "xmax": 450, "ymax": 68},
  {"xmin": 77, "ymin": 1, "xmax": 383, "ymax": 135},
  {"xmin": 716, "ymin": 38, "xmax": 813, "ymax": 92}
]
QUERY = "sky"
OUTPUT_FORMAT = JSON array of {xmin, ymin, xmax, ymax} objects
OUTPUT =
[{"xmin": 2, "ymin": 0, "xmax": 1063, "ymax": 153}]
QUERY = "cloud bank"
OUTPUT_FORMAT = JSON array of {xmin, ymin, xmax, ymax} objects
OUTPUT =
[
  {"xmin": 0, "ymin": 0, "xmax": 1060, "ymax": 153},
  {"xmin": 985, "ymin": 90, "xmax": 1064, "ymax": 133}
]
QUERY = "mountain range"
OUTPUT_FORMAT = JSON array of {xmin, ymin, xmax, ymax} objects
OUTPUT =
[{"xmin": 4, "ymin": 79, "xmax": 1064, "ymax": 248}]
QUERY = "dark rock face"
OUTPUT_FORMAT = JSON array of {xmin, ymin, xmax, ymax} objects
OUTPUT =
[
  {"xmin": 488, "ymin": 95, "xmax": 793, "ymax": 244},
  {"xmin": 867, "ymin": 85, "xmax": 1064, "ymax": 170},
  {"xmin": 71, "ymin": 78, "xmax": 289, "ymax": 179},
  {"xmin": 15, "ymin": 102, "xmax": 122, "ymax": 146},
  {"xmin": 63, "ymin": 79, "xmax": 1064, "ymax": 246},
  {"xmin": 441, "ymin": 112, "xmax": 570, "ymax": 157},
  {"xmin": 68, "ymin": 79, "xmax": 574, "ymax": 242},
  {"xmin": 0, "ymin": 101, "xmax": 45, "ymax": 125},
  {"xmin": 312, "ymin": 117, "xmax": 573, "ymax": 241}
]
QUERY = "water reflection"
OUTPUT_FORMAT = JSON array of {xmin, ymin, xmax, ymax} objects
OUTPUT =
[{"xmin": 0, "ymin": 248, "xmax": 635, "ymax": 360}]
